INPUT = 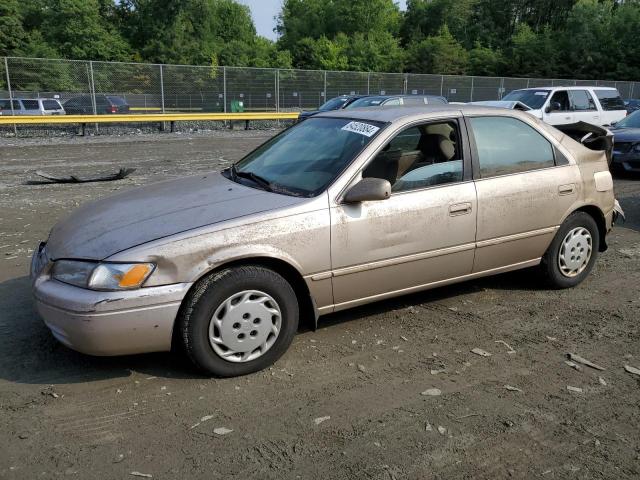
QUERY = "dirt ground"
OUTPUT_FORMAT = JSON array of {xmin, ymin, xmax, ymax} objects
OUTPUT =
[{"xmin": 0, "ymin": 132, "xmax": 639, "ymax": 480}]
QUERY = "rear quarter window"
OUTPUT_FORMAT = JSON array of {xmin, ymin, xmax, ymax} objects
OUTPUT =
[
  {"xmin": 42, "ymin": 100, "xmax": 61, "ymax": 110},
  {"xmin": 594, "ymin": 90, "xmax": 625, "ymax": 111}
]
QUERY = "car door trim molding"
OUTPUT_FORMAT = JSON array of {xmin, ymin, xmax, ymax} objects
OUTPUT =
[
  {"xmin": 307, "ymin": 241, "xmax": 476, "ymax": 281},
  {"xmin": 308, "ymin": 226, "xmax": 557, "ymax": 282},
  {"xmin": 476, "ymin": 226, "xmax": 559, "ymax": 248},
  {"xmin": 330, "ymin": 258, "xmax": 542, "ymax": 311}
]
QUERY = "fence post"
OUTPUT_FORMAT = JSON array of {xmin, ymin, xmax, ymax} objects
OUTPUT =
[
  {"xmin": 89, "ymin": 61, "xmax": 97, "ymax": 115},
  {"xmin": 159, "ymin": 64, "xmax": 165, "ymax": 113},
  {"xmin": 323, "ymin": 70, "xmax": 327, "ymax": 104},
  {"xmin": 4, "ymin": 57, "xmax": 17, "ymax": 136},
  {"xmin": 403, "ymin": 74, "xmax": 408, "ymax": 95},
  {"xmin": 223, "ymin": 66, "xmax": 227, "ymax": 113},
  {"xmin": 276, "ymin": 69, "xmax": 280, "ymax": 112},
  {"xmin": 367, "ymin": 72, "xmax": 370, "ymax": 95},
  {"xmin": 499, "ymin": 77, "xmax": 505, "ymax": 99},
  {"xmin": 470, "ymin": 76, "xmax": 474, "ymax": 102},
  {"xmin": 439, "ymin": 75, "xmax": 444, "ymax": 97}
]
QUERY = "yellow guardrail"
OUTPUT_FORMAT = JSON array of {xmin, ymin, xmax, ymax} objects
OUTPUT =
[{"xmin": 0, "ymin": 112, "xmax": 300, "ymax": 125}]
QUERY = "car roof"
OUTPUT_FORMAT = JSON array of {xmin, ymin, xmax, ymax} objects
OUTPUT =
[
  {"xmin": 314, "ymin": 104, "xmax": 508, "ymax": 123},
  {"xmin": 515, "ymin": 86, "xmax": 618, "ymax": 91}
]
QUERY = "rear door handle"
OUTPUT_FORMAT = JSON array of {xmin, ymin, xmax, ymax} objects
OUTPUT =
[
  {"xmin": 449, "ymin": 202, "xmax": 472, "ymax": 216},
  {"xmin": 558, "ymin": 183, "xmax": 575, "ymax": 195}
]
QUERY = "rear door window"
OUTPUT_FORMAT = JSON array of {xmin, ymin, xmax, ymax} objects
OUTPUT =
[
  {"xmin": 594, "ymin": 90, "xmax": 625, "ymax": 111},
  {"xmin": 570, "ymin": 90, "xmax": 597, "ymax": 111},
  {"xmin": 469, "ymin": 116, "xmax": 555, "ymax": 178},
  {"xmin": 21, "ymin": 100, "xmax": 40, "ymax": 110}
]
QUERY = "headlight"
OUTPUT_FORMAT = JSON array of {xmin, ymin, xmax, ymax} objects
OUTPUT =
[{"xmin": 51, "ymin": 260, "xmax": 155, "ymax": 291}]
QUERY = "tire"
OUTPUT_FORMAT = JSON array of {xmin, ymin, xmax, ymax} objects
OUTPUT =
[
  {"xmin": 179, "ymin": 265, "xmax": 299, "ymax": 377},
  {"xmin": 540, "ymin": 211, "xmax": 600, "ymax": 289}
]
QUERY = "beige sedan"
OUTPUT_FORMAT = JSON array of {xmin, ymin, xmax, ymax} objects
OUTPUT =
[{"xmin": 31, "ymin": 106, "xmax": 622, "ymax": 377}]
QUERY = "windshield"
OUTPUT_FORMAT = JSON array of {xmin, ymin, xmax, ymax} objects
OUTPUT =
[
  {"xmin": 231, "ymin": 117, "xmax": 385, "ymax": 197},
  {"xmin": 502, "ymin": 90, "xmax": 550, "ymax": 109},
  {"xmin": 346, "ymin": 96, "xmax": 390, "ymax": 108},
  {"xmin": 614, "ymin": 110, "xmax": 640, "ymax": 128},
  {"xmin": 319, "ymin": 97, "xmax": 350, "ymax": 111}
]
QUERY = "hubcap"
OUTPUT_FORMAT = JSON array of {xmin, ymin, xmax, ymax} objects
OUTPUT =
[
  {"xmin": 558, "ymin": 227, "xmax": 592, "ymax": 278},
  {"xmin": 208, "ymin": 290, "xmax": 282, "ymax": 363}
]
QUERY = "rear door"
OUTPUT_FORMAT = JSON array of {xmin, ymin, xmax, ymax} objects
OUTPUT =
[
  {"xmin": 593, "ymin": 89, "xmax": 627, "ymax": 125},
  {"xmin": 569, "ymin": 90, "xmax": 600, "ymax": 126},
  {"xmin": 466, "ymin": 114, "xmax": 581, "ymax": 272}
]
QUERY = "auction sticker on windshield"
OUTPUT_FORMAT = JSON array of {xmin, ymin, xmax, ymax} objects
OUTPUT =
[{"xmin": 341, "ymin": 121, "xmax": 380, "ymax": 137}]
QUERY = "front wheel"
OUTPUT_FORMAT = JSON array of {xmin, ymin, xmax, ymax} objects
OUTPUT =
[
  {"xmin": 179, "ymin": 265, "xmax": 299, "ymax": 377},
  {"xmin": 540, "ymin": 212, "xmax": 600, "ymax": 289}
]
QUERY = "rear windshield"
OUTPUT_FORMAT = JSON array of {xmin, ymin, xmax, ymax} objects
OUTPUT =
[
  {"xmin": 106, "ymin": 96, "xmax": 127, "ymax": 106},
  {"xmin": 502, "ymin": 90, "xmax": 550, "ymax": 109},
  {"xmin": 594, "ymin": 90, "xmax": 625, "ymax": 111},
  {"xmin": 347, "ymin": 96, "xmax": 389, "ymax": 108},
  {"xmin": 42, "ymin": 100, "xmax": 61, "ymax": 110},
  {"xmin": 319, "ymin": 97, "xmax": 350, "ymax": 111},
  {"xmin": 21, "ymin": 100, "xmax": 39, "ymax": 110}
]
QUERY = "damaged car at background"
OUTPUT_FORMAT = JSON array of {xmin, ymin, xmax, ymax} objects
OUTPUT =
[{"xmin": 31, "ymin": 105, "xmax": 622, "ymax": 377}]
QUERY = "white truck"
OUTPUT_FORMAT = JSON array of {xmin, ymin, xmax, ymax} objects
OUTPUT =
[{"xmin": 498, "ymin": 86, "xmax": 627, "ymax": 127}]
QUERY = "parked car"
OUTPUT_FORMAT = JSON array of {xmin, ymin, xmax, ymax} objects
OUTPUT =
[
  {"xmin": 501, "ymin": 86, "xmax": 626, "ymax": 127},
  {"xmin": 624, "ymin": 99, "xmax": 640, "ymax": 115},
  {"xmin": 31, "ymin": 105, "xmax": 622, "ymax": 377},
  {"xmin": 610, "ymin": 109, "xmax": 640, "ymax": 174},
  {"xmin": 0, "ymin": 98, "xmax": 65, "ymax": 115},
  {"xmin": 298, "ymin": 95, "xmax": 368, "ymax": 121},
  {"xmin": 346, "ymin": 94, "xmax": 448, "ymax": 109},
  {"xmin": 63, "ymin": 94, "xmax": 130, "ymax": 114}
]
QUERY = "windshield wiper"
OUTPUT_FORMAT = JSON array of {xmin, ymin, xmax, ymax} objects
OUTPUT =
[{"xmin": 231, "ymin": 165, "xmax": 274, "ymax": 192}]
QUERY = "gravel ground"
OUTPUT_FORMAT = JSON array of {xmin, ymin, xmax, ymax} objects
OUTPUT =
[{"xmin": 0, "ymin": 132, "xmax": 639, "ymax": 479}]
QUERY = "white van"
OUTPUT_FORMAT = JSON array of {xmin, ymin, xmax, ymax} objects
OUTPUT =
[{"xmin": 501, "ymin": 86, "xmax": 626, "ymax": 127}]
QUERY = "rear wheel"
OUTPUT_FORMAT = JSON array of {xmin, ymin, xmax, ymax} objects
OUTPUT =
[
  {"xmin": 540, "ymin": 212, "xmax": 599, "ymax": 289},
  {"xmin": 179, "ymin": 265, "xmax": 299, "ymax": 377}
]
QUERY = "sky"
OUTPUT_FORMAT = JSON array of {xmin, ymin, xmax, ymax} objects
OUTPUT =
[{"xmin": 238, "ymin": 0, "xmax": 407, "ymax": 41}]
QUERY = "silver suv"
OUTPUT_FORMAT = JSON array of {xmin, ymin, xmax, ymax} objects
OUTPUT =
[{"xmin": 0, "ymin": 98, "xmax": 65, "ymax": 116}]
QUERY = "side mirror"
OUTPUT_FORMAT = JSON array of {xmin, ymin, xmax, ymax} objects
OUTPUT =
[{"xmin": 343, "ymin": 177, "xmax": 391, "ymax": 203}]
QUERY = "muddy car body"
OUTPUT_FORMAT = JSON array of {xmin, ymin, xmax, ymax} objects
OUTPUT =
[{"xmin": 31, "ymin": 105, "xmax": 620, "ymax": 376}]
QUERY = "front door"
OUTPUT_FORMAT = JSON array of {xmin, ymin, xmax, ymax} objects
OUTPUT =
[
  {"xmin": 543, "ymin": 90, "xmax": 575, "ymax": 125},
  {"xmin": 330, "ymin": 118, "xmax": 477, "ymax": 309}
]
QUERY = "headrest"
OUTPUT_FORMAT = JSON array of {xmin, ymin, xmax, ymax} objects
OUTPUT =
[{"xmin": 438, "ymin": 136, "xmax": 455, "ymax": 161}]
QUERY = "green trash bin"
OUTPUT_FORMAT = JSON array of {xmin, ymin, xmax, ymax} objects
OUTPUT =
[
  {"xmin": 230, "ymin": 100, "xmax": 248, "ymax": 129},
  {"xmin": 230, "ymin": 100, "xmax": 244, "ymax": 113}
]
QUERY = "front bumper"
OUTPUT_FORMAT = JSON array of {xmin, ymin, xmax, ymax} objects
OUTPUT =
[{"xmin": 31, "ymin": 247, "xmax": 192, "ymax": 356}]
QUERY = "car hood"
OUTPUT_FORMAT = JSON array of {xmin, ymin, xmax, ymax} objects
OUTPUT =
[
  {"xmin": 46, "ymin": 172, "xmax": 305, "ymax": 260},
  {"xmin": 611, "ymin": 128, "xmax": 640, "ymax": 142}
]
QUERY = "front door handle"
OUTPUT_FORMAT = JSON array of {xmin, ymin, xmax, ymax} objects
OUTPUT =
[
  {"xmin": 449, "ymin": 202, "xmax": 472, "ymax": 216},
  {"xmin": 558, "ymin": 183, "xmax": 576, "ymax": 195}
]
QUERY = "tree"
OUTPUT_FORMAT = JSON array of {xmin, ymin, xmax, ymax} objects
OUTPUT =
[
  {"xmin": 0, "ymin": 0, "xmax": 27, "ymax": 56},
  {"xmin": 37, "ymin": 0, "xmax": 131, "ymax": 61},
  {"xmin": 468, "ymin": 43, "xmax": 504, "ymax": 76},
  {"xmin": 406, "ymin": 25, "xmax": 469, "ymax": 75}
]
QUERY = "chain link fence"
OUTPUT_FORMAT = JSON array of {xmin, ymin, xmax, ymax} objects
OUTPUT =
[{"xmin": 1, "ymin": 55, "xmax": 638, "ymax": 117}]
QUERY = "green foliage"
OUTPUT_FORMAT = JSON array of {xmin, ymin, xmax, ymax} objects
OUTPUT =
[
  {"xmin": 406, "ymin": 26, "xmax": 469, "ymax": 75},
  {"xmin": 1, "ymin": 0, "xmax": 639, "ymax": 82}
]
